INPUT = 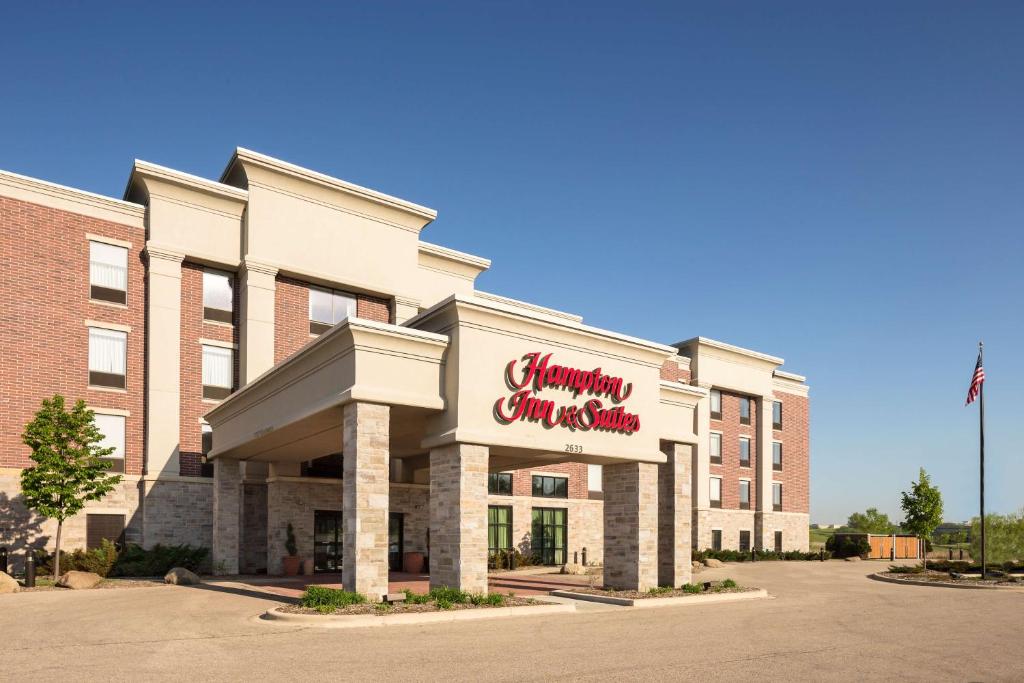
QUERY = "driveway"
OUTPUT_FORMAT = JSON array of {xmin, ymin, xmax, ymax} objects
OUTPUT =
[{"xmin": 2, "ymin": 561, "xmax": 1022, "ymax": 681}]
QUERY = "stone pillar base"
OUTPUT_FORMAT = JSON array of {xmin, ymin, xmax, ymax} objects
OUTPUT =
[
  {"xmin": 658, "ymin": 442, "xmax": 692, "ymax": 588},
  {"xmin": 212, "ymin": 458, "xmax": 241, "ymax": 575},
  {"xmin": 603, "ymin": 461, "xmax": 658, "ymax": 591},
  {"xmin": 429, "ymin": 443, "xmax": 488, "ymax": 594}
]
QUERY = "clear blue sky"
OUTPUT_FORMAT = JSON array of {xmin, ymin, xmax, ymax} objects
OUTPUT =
[{"xmin": 2, "ymin": 2, "xmax": 1021, "ymax": 524}]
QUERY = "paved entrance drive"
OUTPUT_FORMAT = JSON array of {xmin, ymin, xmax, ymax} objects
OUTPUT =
[{"xmin": 2, "ymin": 561, "xmax": 1022, "ymax": 681}]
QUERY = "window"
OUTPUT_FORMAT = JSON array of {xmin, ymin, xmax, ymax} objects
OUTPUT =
[
  {"xmin": 773, "ymin": 482, "xmax": 783, "ymax": 511},
  {"xmin": 772, "ymin": 400, "xmax": 783, "ymax": 430},
  {"xmin": 93, "ymin": 413, "xmax": 125, "ymax": 474},
  {"xmin": 200, "ymin": 424, "xmax": 214, "ymax": 478},
  {"xmin": 587, "ymin": 464, "xmax": 602, "ymax": 492},
  {"xmin": 86, "ymin": 513, "xmax": 125, "ymax": 550},
  {"xmin": 773, "ymin": 442, "xmax": 783, "ymax": 471},
  {"xmin": 711, "ymin": 529, "xmax": 723, "ymax": 551},
  {"xmin": 774, "ymin": 530, "xmax": 783, "ymax": 553},
  {"xmin": 739, "ymin": 437, "xmax": 751, "ymax": 467},
  {"xmin": 739, "ymin": 480, "xmax": 750, "ymax": 510},
  {"xmin": 532, "ymin": 475, "xmax": 568, "ymax": 498},
  {"xmin": 531, "ymin": 507, "xmax": 567, "ymax": 565},
  {"xmin": 739, "ymin": 530, "xmax": 751, "ymax": 553},
  {"xmin": 309, "ymin": 287, "xmax": 356, "ymax": 335},
  {"xmin": 88, "ymin": 328, "xmax": 127, "ymax": 388},
  {"xmin": 202, "ymin": 345, "xmax": 233, "ymax": 400},
  {"xmin": 203, "ymin": 270, "xmax": 234, "ymax": 324},
  {"xmin": 488, "ymin": 506, "xmax": 513, "ymax": 559},
  {"xmin": 89, "ymin": 241, "xmax": 127, "ymax": 304},
  {"xmin": 710, "ymin": 389, "xmax": 722, "ymax": 420},
  {"xmin": 709, "ymin": 433, "xmax": 722, "ymax": 464},
  {"xmin": 488, "ymin": 472, "xmax": 512, "ymax": 495},
  {"xmin": 709, "ymin": 477, "xmax": 722, "ymax": 508},
  {"xmin": 739, "ymin": 397, "xmax": 751, "ymax": 425}
]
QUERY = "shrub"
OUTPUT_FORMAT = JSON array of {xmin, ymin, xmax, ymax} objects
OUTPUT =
[
  {"xmin": 648, "ymin": 586, "xmax": 673, "ymax": 595},
  {"xmin": 111, "ymin": 543, "xmax": 209, "ymax": 577},
  {"xmin": 681, "ymin": 583, "xmax": 702, "ymax": 593},
  {"xmin": 36, "ymin": 539, "xmax": 119, "ymax": 577},
  {"xmin": 720, "ymin": 578, "xmax": 738, "ymax": 588},
  {"xmin": 887, "ymin": 565, "xmax": 924, "ymax": 574},
  {"xmin": 300, "ymin": 586, "xmax": 367, "ymax": 613},
  {"xmin": 970, "ymin": 510, "xmax": 1024, "ymax": 565},
  {"xmin": 825, "ymin": 534, "xmax": 871, "ymax": 559}
]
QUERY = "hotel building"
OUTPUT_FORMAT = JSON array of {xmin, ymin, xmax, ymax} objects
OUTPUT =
[{"xmin": 0, "ymin": 149, "xmax": 809, "ymax": 595}]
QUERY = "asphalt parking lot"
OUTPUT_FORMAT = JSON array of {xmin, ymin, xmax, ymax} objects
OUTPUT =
[{"xmin": 2, "ymin": 560, "xmax": 1022, "ymax": 681}]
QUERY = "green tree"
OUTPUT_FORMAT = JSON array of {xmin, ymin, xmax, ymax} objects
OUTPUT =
[
  {"xmin": 970, "ymin": 510, "xmax": 1024, "ymax": 565},
  {"xmin": 846, "ymin": 507, "xmax": 898, "ymax": 534},
  {"xmin": 20, "ymin": 395, "xmax": 123, "ymax": 578},
  {"xmin": 900, "ymin": 468, "xmax": 944, "ymax": 566}
]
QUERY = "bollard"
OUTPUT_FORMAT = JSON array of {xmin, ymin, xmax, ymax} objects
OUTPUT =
[
  {"xmin": 819, "ymin": 548, "xmax": 825, "ymax": 562},
  {"xmin": 949, "ymin": 548, "xmax": 953, "ymax": 560},
  {"xmin": 959, "ymin": 549, "xmax": 963, "ymax": 561},
  {"xmin": 574, "ymin": 551, "xmax": 578, "ymax": 565},
  {"xmin": 25, "ymin": 553, "xmax": 36, "ymax": 588},
  {"xmin": 0, "ymin": 547, "xmax": 7, "ymax": 575},
  {"xmin": 509, "ymin": 549, "xmax": 517, "ymax": 570},
  {"xmin": 751, "ymin": 548, "xmax": 756, "ymax": 562},
  {"xmin": 582, "ymin": 547, "xmax": 588, "ymax": 567}
]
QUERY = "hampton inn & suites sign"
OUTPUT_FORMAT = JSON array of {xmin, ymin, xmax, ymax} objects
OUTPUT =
[{"xmin": 493, "ymin": 352, "xmax": 641, "ymax": 435}]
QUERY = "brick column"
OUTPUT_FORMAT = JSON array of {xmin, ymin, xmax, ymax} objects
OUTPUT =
[
  {"xmin": 342, "ymin": 402, "xmax": 390, "ymax": 602},
  {"xmin": 603, "ymin": 461, "xmax": 658, "ymax": 591},
  {"xmin": 212, "ymin": 457, "xmax": 241, "ymax": 575},
  {"xmin": 658, "ymin": 442, "xmax": 693, "ymax": 588},
  {"xmin": 429, "ymin": 443, "xmax": 488, "ymax": 594}
]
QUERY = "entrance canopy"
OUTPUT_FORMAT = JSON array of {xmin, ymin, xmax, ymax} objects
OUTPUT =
[{"xmin": 205, "ymin": 294, "xmax": 703, "ymax": 469}]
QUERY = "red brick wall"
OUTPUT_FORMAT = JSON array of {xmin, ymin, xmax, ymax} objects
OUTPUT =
[
  {"xmin": 708, "ymin": 391, "xmax": 758, "ymax": 510},
  {"xmin": 659, "ymin": 358, "xmax": 691, "ymax": 382},
  {"xmin": 179, "ymin": 263, "xmax": 239, "ymax": 476},
  {"xmin": 773, "ymin": 391, "xmax": 809, "ymax": 513},
  {"xmin": 275, "ymin": 274, "xmax": 393, "ymax": 363},
  {"xmin": 507, "ymin": 462, "xmax": 589, "ymax": 500},
  {"xmin": 0, "ymin": 196, "xmax": 145, "ymax": 474}
]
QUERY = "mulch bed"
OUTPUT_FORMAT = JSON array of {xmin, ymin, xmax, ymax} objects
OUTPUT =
[
  {"xmin": 281, "ymin": 595, "xmax": 541, "ymax": 616},
  {"xmin": 17, "ymin": 578, "xmax": 169, "ymax": 592},
  {"xmin": 879, "ymin": 571, "xmax": 1021, "ymax": 588},
  {"xmin": 569, "ymin": 584, "xmax": 756, "ymax": 600}
]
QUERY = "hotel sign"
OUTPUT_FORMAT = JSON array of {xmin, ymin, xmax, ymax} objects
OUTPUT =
[{"xmin": 493, "ymin": 352, "xmax": 641, "ymax": 435}]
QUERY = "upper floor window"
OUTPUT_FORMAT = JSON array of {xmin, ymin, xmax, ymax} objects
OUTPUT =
[
  {"xmin": 88, "ymin": 328, "xmax": 127, "ymax": 388},
  {"xmin": 709, "ymin": 432, "xmax": 722, "ymax": 464},
  {"xmin": 89, "ymin": 241, "xmax": 127, "ymax": 305},
  {"xmin": 532, "ymin": 474, "xmax": 568, "ymax": 499},
  {"xmin": 773, "ymin": 442, "xmax": 783, "ymax": 471},
  {"xmin": 309, "ymin": 287, "xmax": 356, "ymax": 335},
  {"xmin": 709, "ymin": 476, "xmax": 722, "ymax": 508},
  {"xmin": 739, "ymin": 397, "xmax": 751, "ymax": 425},
  {"xmin": 739, "ymin": 437, "xmax": 751, "ymax": 467},
  {"xmin": 203, "ymin": 270, "xmax": 234, "ymax": 324},
  {"xmin": 773, "ymin": 482, "xmax": 783, "ymax": 511},
  {"xmin": 488, "ymin": 472, "xmax": 512, "ymax": 495},
  {"xmin": 202, "ymin": 345, "xmax": 233, "ymax": 400},
  {"xmin": 200, "ymin": 423, "xmax": 214, "ymax": 478},
  {"xmin": 710, "ymin": 389, "xmax": 722, "ymax": 420},
  {"xmin": 739, "ymin": 480, "xmax": 751, "ymax": 510},
  {"xmin": 772, "ymin": 400, "xmax": 783, "ymax": 430},
  {"xmin": 93, "ymin": 413, "xmax": 125, "ymax": 474}
]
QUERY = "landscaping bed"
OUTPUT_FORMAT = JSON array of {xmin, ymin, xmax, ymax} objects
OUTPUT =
[
  {"xmin": 569, "ymin": 579, "xmax": 753, "ymax": 600},
  {"xmin": 14, "ymin": 577, "xmax": 168, "ymax": 592},
  {"xmin": 282, "ymin": 585, "xmax": 542, "ymax": 616},
  {"xmin": 875, "ymin": 568, "xmax": 1022, "ymax": 589}
]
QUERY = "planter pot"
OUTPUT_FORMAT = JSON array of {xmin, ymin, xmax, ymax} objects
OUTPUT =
[
  {"xmin": 302, "ymin": 558, "xmax": 315, "ymax": 576},
  {"xmin": 282, "ymin": 556, "xmax": 301, "ymax": 576},
  {"xmin": 404, "ymin": 551, "xmax": 425, "ymax": 574}
]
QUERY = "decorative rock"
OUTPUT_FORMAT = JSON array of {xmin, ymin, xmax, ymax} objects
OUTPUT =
[
  {"xmin": 164, "ymin": 567, "xmax": 201, "ymax": 585},
  {"xmin": 561, "ymin": 563, "xmax": 585, "ymax": 575},
  {"xmin": 691, "ymin": 561, "xmax": 703, "ymax": 572},
  {"xmin": 844, "ymin": 556, "xmax": 862, "ymax": 562},
  {"xmin": 704, "ymin": 558, "xmax": 725, "ymax": 568},
  {"xmin": 56, "ymin": 570, "xmax": 103, "ymax": 589},
  {"xmin": 0, "ymin": 571, "xmax": 19, "ymax": 594}
]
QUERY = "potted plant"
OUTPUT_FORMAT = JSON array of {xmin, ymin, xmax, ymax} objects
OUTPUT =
[{"xmin": 282, "ymin": 523, "xmax": 301, "ymax": 576}]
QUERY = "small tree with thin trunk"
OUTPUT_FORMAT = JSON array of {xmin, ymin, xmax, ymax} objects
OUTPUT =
[
  {"xmin": 20, "ymin": 395, "xmax": 123, "ymax": 578},
  {"xmin": 900, "ymin": 468, "xmax": 944, "ymax": 567}
]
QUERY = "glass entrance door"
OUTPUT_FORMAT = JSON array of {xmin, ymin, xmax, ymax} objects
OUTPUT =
[
  {"xmin": 313, "ymin": 510, "xmax": 342, "ymax": 573},
  {"xmin": 531, "ymin": 507, "xmax": 567, "ymax": 565},
  {"xmin": 388, "ymin": 513, "xmax": 404, "ymax": 571}
]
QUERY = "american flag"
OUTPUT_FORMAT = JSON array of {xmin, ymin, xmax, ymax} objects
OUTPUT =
[{"xmin": 965, "ymin": 352, "xmax": 985, "ymax": 405}]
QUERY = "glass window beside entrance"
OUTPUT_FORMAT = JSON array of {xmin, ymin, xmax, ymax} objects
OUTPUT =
[
  {"xmin": 532, "ymin": 475, "xmax": 568, "ymax": 498},
  {"xmin": 488, "ymin": 506, "xmax": 513, "ymax": 560},
  {"xmin": 313, "ymin": 510, "xmax": 343, "ymax": 573},
  {"xmin": 711, "ymin": 529, "xmax": 722, "ymax": 551},
  {"xmin": 531, "ymin": 507, "xmax": 567, "ymax": 566},
  {"xmin": 488, "ymin": 472, "xmax": 512, "ymax": 495},
  {"xmin": 739, "ymin": 530, "xmax": 751, "ymax": 553}
]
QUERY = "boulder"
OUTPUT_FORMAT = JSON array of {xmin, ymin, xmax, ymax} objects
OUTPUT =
[
  {"xmin": 560, "ymin": 563, "xmax": 585, "ymax": 576},
  {"xmin": 0, "ymin": 571, "xmax": 19, "ymax": 594},
  {"xmin": 704, "ymin": 558, "xmax": 725, "ymax": 568},
  {"xmin": 844, "ymin": 556, "xmax": 862, "ymax": 562},
  {"xmin": 691, "ymin": 561, "xmax": 703, "ymax": 572},
  {"xmin": 164, "ymin": 567, "xmax": 201, "ymax": 585},
  {"xmin": 56, "ymin": 570, "xmax": 103, "ymax": 589}
]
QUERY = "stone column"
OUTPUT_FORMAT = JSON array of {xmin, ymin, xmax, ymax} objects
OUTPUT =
[
  {"xmin": 755, "ymin": 396, "xmax": 774, "ymax": 550},
  {"xmin": 342, "ymin": 402, "xmax": 391, "ymax": 602},
  {"xmin": 603, "ymin": 461, "xmax": 658, "ymax": 591},
  {"xmin": 212, "ymin": 457, "xmax": 241, "ymax": 575},
  {"xmin": 238, "ymin": 259, "xmax": 278, "ymax": 386},
  {"xmin": 429, "ymin": 443, "xmax": 488, "ymax": 594},
  {"xmin": 144, "ymin": 244, "xmax": 184, "ymax": 476},
  {"xmin": 265, "ymin": 461, "xmax": 302, "ymax": 575},
  {"xmin": 658, "ymin": 442, "xmax": 693, "ymax": 588}
]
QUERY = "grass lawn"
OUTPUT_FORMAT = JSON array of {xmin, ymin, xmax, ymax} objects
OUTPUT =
[{"xmin": 809, "ymin": 527, "xmax": 838, "ymax": 549}]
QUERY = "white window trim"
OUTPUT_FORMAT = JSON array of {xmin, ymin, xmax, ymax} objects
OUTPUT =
[
  {"xmin": 90, "ymin": 406, "xmax": 130, "ymax": 417},
  {"xmin": 86, "ymin": 233, "xmax": 132, "ymax": 249},
  {"xmin": 85, "ymin": 320, "xmax": 131, "ymax": 333},
  {"xmin": 199, "ymin": 338, "xmax": 238, "ymax": 350},
  {"xmin": 88, "ymin": 240, "xmax": 130, "ymax": 305},
  {"xmin": 530, "ymin": 471, "xmax": 569, "ymax": 479}
]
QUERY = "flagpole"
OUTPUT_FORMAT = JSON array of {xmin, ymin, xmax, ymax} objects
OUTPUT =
[{"xmin": 979, "ymin": 341, "xmax": 986, "ymax": 581}]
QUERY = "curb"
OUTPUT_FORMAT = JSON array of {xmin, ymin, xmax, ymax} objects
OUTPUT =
[
  {"xmin": 261, "ymin": 601, "xmax": 575, "ymax": 628},
  {"xmin": 868, "ymin": 573, "xmax": 1024, "ymax": 591},
  {"xmin": 550, "ymin": 588, "xmax": 769, "ymax": 608}
]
